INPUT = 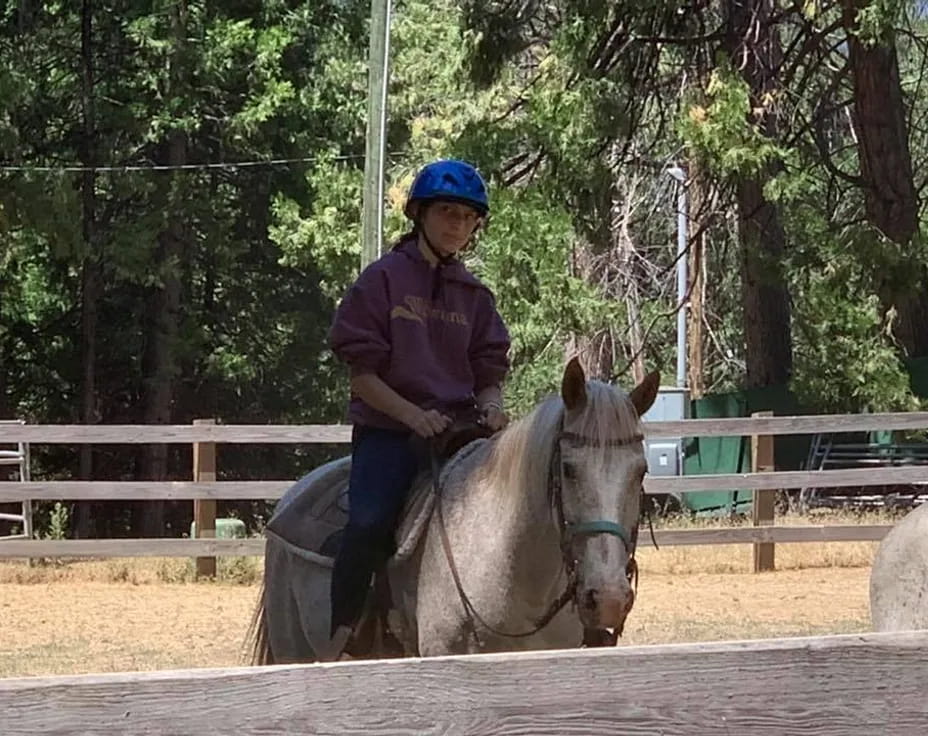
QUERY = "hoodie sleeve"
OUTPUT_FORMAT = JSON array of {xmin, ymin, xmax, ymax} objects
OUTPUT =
[
  {"xmin": 328, "ymin": 265, "xmax": 391, "ymax": 376},
  {"xmin": 469, "ymin": 289, "xmax": 511, "ymax": 392}
]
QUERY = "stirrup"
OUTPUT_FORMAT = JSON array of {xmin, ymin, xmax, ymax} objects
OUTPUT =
[{"xmin": 320, "ymin": 625, "xmax": 354, "ymax": 662}]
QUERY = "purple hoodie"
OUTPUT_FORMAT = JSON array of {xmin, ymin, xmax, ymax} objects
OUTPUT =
[{"xmin": 329, "ymin": 236, "xmax": 511, "ymax": 430}]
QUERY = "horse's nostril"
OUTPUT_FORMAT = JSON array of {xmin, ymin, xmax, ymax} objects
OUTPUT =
[{"xmin": 584, "ymin": 589, "xmax": 598, "ymax": 610}]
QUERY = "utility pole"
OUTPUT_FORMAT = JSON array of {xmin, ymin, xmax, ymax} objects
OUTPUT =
[{"xmin": 360, "ymin": 0, "xmax": 392, "ymax": 269}]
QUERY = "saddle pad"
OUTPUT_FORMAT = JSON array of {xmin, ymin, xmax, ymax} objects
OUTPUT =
[{"xmin": 265, "ymin": 439, "xmax": 490, "ymax": 563}]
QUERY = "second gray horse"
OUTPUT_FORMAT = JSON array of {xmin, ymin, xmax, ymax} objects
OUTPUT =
[{"xmin": 870, "ymin": 501, "xmax": 928, "ymax": 631}]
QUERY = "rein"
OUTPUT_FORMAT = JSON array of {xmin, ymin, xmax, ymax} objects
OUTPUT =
[
  {"xmin": 431, "ymin": 451, "xmax": 574, "ymax": 645},
  {"xmin": 432, "ymin": 421, "xmax": 648, "ymax": 648}
]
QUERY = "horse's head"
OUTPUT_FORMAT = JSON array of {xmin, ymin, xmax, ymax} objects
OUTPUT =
[{"xmin": 557, "ymin": 357, "xmax": 659, "ymax": 632}]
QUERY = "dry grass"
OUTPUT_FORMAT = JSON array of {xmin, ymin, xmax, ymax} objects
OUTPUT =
[
  {"xmin": 0, "ymin": 555, "xmax": 264, "ymax": 586},
  {"xmin": 640, "ymin": 508, "xmax": 892, "ymax": 574},
  {"xmin": 622, "ymin": 510, "xmax": 879, "ymax": 646},
  {"xmin": 637, "ymin": 540, "xmax": 879, "ymax": 576},
  {"xmin": 0, "ymin": 565, "xmax": 873, "ymax": 678},
  {"xmin": 0, "ymin": 581, "xmax": 259, "ymax": 678},
  {"xmin": 0, "ymin": 509, "xmax": 891, "ymax": 586},
  {"xmin": 0, "ymin": 510, "xmax": 890, "ymax": 678},
  {"xmin": 623, "ymin": 566, "xmax": 871, "ymax": 646}
]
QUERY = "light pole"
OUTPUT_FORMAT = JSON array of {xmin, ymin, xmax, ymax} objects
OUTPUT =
[{"xmin": 360, "ymin": 0, "xmax": 392, "ymax": 269}]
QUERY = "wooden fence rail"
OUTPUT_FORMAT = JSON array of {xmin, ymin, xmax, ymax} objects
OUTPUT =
[
  {"xmin": 1, "ymin": 465, "xmax": 926, "ymax": 501},
  {"xmin": 0, "ymin": 523, "xmax": 896, "ymax": 559},
  {"xmin": 2, "ymin": 412, "xmax": 927, "ymax": 569},
  {"xmin": 2, "ymin": 631, "xmax": 927, "ymax": 735},
  {"xmin": 0, "ymin": 465, "xmax": 928, "ymax": 503},
  {"xmin": 3, "ymin": 410, "xmax": 928, "ymax": 443}
]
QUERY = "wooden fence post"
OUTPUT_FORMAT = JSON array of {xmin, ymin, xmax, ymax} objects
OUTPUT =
[
  {"xmin": 752, "ymin": 410, "xmax": 776, "ymax": 572},
  {"xmin": 193, "ymin": 418, "xmax": 217, "ymax": 579}
]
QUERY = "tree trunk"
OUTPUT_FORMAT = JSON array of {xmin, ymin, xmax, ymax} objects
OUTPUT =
[
  {"xmin": 738, "ymin": 178, "xmax": 792, "ymax": 387},
  {"xmin": 684, "ymin": 35, "xmax": 712, "ymax": 399},
  {"xmin": 567, "ymin": 243, "xmax": 616, "ymax": 381},
  {"xmin": 612, "ymin": 149, "xmax": 644, "ymax": 384},
  {"xmin": 843, "ymin": 1, "xmax": 917, "ymax": 243},
  {"xmin": 890, "ymin": 290, "xmax": 928, "ymax": 358},
  {"xmin": 617, "ymin": 226, "xmax": 645, "ymax": 386},
  {"xmin": 16, "ymin": 0, "xmax": 38, "ymax": 33},
  {"xmin": 726, "ymin": 0, "xmax": 793, "ymax": 388},
  {"xmin": 0, "ymin": 280, "xmax": 7, "ymax": 417},
  {"xmin": 139, "ymin": 1, "xmax": 188, "ymax": 537},
  {"xmin": 842, "ymin": 0, "xmax": 928, "ymax": 357},
  {"xmin": 0, "ymin": 361, "xmax": 7, "ymax": 419},
  {"xmin": 75, "ymin": 0, "xmax": 100, "ymax": 539},
  {"xmin": 623, "ymin": 290, "xmax": 645, "ymax": 385}
]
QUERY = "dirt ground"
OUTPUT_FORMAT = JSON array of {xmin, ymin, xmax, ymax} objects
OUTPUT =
[
  {"xmin": 0, "ymin": 542, "xmax": 876, "ymax": 678},
  {"xmin": 0, "ymin": 581, "xmax": 259, "ymax": 677}
]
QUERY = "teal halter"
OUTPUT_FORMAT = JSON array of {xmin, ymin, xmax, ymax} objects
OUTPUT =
[{"xmin": 565, "ymin": 519, "xmax": 633, "ymax": 547}]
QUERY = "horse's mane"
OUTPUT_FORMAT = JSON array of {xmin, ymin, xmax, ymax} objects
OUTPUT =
[{"xmin": 477, "ymin": 380, "xmax": 643, "ymax": 510}]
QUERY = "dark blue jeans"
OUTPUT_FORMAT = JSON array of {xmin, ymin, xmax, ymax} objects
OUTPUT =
[{"xmin": 330, "ymin": 425, "xmax": 421, "ymax": 634}]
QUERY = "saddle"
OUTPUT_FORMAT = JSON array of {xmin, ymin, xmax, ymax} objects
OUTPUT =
[
  {"xmin": 314, "ymin": 415, "xmax": 496, "ymax": 556},
  {"xmin": 414, "ymin": 414, "xmax": 497, "ymax": 469}
]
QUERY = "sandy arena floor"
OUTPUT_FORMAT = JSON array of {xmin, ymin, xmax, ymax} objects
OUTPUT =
[{"xmin": 0, "ymin": 555, "xmax": 873, "ymax": 677}]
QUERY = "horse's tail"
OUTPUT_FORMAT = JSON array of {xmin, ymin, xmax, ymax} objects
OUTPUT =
[{"xmin": 245, "ymin": 581, "xmax": 274, "ymax": 666}]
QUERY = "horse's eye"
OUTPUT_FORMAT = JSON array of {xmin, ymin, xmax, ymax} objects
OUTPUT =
[{"xmin": 563, "ymin": 462, "xmax": 577, "ymax": 481}]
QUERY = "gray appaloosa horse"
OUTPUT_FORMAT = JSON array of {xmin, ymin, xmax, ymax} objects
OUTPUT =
[
  {"xmin": 869, "ymin": 501, "xmax": 928, "ymax": 631},
  {"xmin": 248, "ymin": 358, "xmax": 659, "ymax": 663}
]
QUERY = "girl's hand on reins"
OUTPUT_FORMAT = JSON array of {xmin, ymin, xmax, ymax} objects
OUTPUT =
[{"xmin": 403, "ymin": 406, "xmax": 452, "ymax": 438}]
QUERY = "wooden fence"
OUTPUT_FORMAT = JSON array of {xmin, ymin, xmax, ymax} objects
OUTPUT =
[
  {"xmin": 2, "ymin": 411, "xmax": 928, "ymax": 572},
  {"xmin": 1, "ymin": 630, "xmax": 927, "ymax": 734}
]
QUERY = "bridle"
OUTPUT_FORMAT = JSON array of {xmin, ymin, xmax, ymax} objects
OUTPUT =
[
  {"xmin": 552, "ymin": 428, "xmax": 644, "ymax": 554},
  {"xmin": 432, "ymin": 419, "xmax": 650, "ymax": 649}
]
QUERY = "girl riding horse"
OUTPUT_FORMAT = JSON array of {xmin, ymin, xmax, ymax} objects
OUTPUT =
[{"xmin": 327, "ymin": 159, "xmax": 512, "ymax": 654}]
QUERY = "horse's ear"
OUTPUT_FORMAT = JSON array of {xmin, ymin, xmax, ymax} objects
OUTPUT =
[
  {"xmin": 630, "ymin": 370, "xmax": 660, "ymax": 417},
  {"xmin": 561, "ymin": 356, "xmax": 587, "ymax": 411}
]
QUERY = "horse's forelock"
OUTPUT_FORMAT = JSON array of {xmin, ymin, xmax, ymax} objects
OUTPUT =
[{"xmin": 575, "ymin": 380, "xmax": 643, "ymax": 445}]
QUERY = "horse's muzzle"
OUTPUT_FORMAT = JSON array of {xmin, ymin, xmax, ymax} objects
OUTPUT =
[{"xmin": 578, "ymin": 584, "xmax": 635, "ymax": 630}]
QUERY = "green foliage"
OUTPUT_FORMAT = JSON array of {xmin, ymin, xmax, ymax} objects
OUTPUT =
[
  {"xmin": 45, "ymin": 502, "xmax": 70, "ymax": 541},
  {"xmin": 763, "ymin": 138, "xmax": 923, "ymax": 413},
  {"xmin": 852, "ymin": 0, "xmax": 904, "ymax": 45},
  {"xmin": 271, "ymin": 157, "xmax": 363, "ymax": 301},
  {"xmin": 471, "ymin": 186, "xmax": 621, "ymax": 412},
  {"xmin": 791, "ymin": 261, "xmax": 920, "ymax": 413},
  {"xmin": 678, "ymin": 66, "xmax": 785, "ymax": 178},
  {"xmin": 266, "ymin": 0, "xmax": 631, "ymax": 411}
]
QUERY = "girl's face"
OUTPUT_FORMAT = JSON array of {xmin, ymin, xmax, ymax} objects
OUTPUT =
[{"xmin": 419, "ymin": 200, "xmax": 483, "ymax": 256}]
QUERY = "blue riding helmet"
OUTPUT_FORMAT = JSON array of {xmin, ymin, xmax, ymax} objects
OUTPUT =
[{"xmin": 404, "ymin": 159, "xmax": 489, "ymax": 219}]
